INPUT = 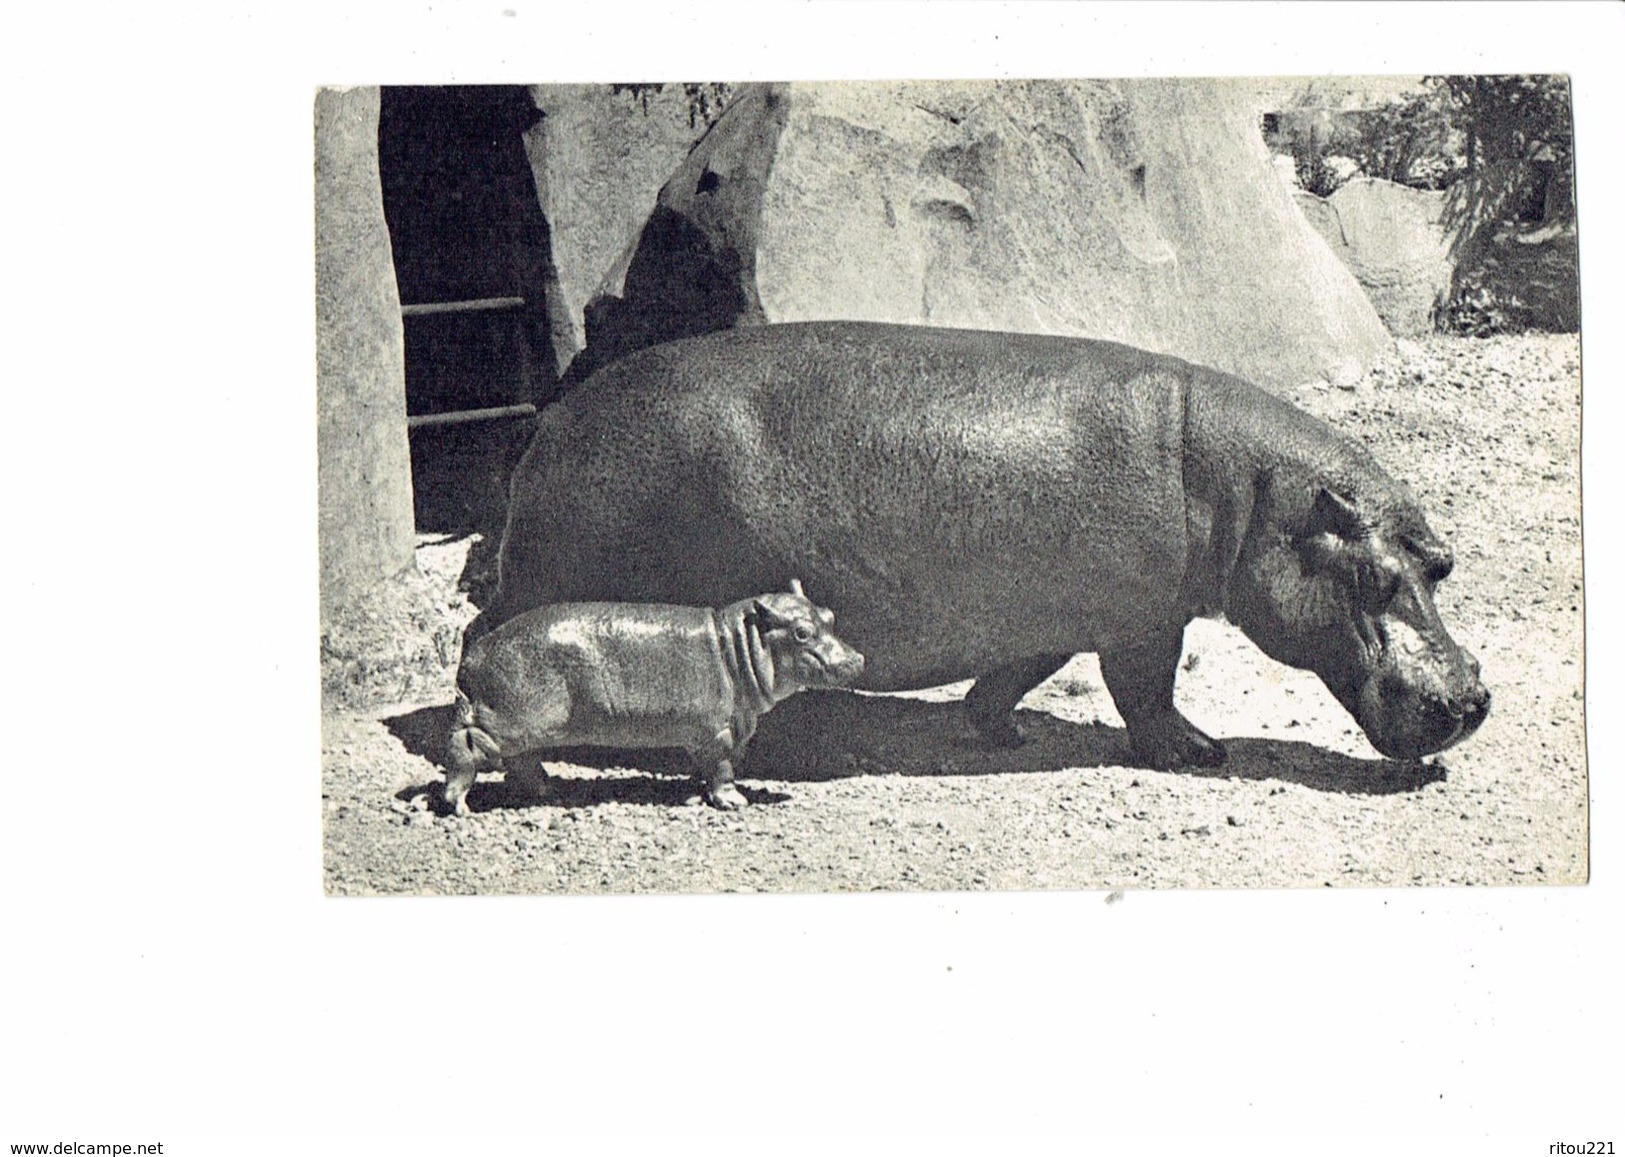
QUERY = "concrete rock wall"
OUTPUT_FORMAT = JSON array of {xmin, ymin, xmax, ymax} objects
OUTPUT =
[
  {"xmin": 1297, "ymin": 177, "xmax": 1454, "ymax": 337},
  {"xmin": 316, "ymin": 86, "xmax": 415, "ymax": 619},
  {"xmin": 523, "ymin": 85, "xmax": 717, "ymax": 377},
  {"xmin": 572, "ymin": 79, "xmax": 1392, "ymax": 393}
]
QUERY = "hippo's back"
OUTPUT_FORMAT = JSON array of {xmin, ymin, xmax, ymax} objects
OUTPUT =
[{"xmin": 491, "ymin": 322, "xmax": 1201, "ymax": 691}]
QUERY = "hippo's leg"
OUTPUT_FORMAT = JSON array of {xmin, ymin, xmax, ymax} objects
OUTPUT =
[
  {"xmin": 502, "ymin": 752, "xmax": 553, "ymax": 803},
  {"xmin": 1098, "ymin": 629, "xmax": 1226, "ymax": 770},
  {"xmin": 965, "ymin": 653, "xmax": 1073, "ymax": 747},
  {"xmin": 442, "ymin": 723, "xmax": 504, "ymax": 816}
]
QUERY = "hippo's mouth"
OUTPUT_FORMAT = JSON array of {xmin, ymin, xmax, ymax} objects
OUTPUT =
[
  {"xmin": 1353, "ymin": 672, "xmax": 1492, "ymax": 761},
  {"xmin": 803, "ymin": 648, "xmax": 867, "ymax": 688}
]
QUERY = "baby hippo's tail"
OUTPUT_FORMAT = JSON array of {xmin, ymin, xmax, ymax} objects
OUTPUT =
[{"xmin": 442, "ymin": 691, "xmax": 503, "ymax": 817}]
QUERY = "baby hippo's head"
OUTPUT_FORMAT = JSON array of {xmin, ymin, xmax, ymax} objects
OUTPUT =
[{"xmin": 750, "ymin": 579, "xmax": 866, "ymax": 694}]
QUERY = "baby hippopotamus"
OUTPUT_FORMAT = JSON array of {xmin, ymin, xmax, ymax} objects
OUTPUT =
[{"xmin": 442, "ymin": 581, "xmax": 865, "ymax": 814}]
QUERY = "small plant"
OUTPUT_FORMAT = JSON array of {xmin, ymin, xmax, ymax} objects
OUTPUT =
[
  {"xmin": 610, "ymin": 82, "xmax": 734, "ymax": 129},
  {"xmin": 1267, "ymin": 75, "xmax": 1575, "ymax": 336},
  {"xmin": 1343, "ymin": 86, "xmax": 1461, "ymax": 190},
  {"xmin": 1435, "ymin": 76, "xmax": 1574, "ymax": 258},
  {"xmin": 1437, "ymin": 271, "xmax": 1530, "ymax": 338},
  {"xmin": 1292, "ymin": 122, "xmax": 1352, "ymax": 198}
]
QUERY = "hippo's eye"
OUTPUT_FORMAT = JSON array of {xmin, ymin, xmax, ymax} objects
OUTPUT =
[
  {"xmin": 1362, "ymin": 558, "xmax": 1403, "ymax": 613},
  {"xmin": 1401, "ymin": 533, "xmax": 1454, "ymax": 583},
  {"xmin": 793, "ymin": 623, "xmax": 814, "ymax": 643}
]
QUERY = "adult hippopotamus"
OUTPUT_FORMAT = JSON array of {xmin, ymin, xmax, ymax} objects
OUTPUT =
[{"xmin": 481, "ymin": 321, "xmax": 1488, "ymax": 768}]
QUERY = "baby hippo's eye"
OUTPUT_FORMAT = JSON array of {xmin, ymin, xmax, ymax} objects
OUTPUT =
[{"xmin": 793, "ymin": 623, "xmax": 814, "ymax": 643}]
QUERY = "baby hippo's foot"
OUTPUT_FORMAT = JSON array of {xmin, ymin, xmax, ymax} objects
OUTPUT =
[
  {"xmin": 439, "ymin": 770, "xmax": 477, "ymax": 817},
  {"xmin": 686, "ymin": 782, "xmax": 749, "ymax": 810},
  {"xmin": 441, "ymin": 786, "xmax": 473, "ymax": 818},
  {"xmin": 708, "ymin": 782, "xmax": 749, "ymax": 810}
]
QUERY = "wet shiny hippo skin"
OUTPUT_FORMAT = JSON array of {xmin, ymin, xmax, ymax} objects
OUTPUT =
[
  {"xmin": 482, "ymin": 321, "xmax": 1488, "ymax": 769},
  {"xmin": 445, "ymin": 583, "xmax": 865, "ymax": 813}
]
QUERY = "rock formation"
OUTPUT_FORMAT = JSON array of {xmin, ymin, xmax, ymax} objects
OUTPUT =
[
  {"xmin": 568, "ymin": 79, "xmax": 1392, "ymax": 392},
  {"xmin": 523, "ymin": 84, "xmax": 718, "ymax": 376},
  {"xmin": 316, "ymin": 86, "xmax": 415, "ymax": 619},
  {"xmin": 1297, "ymin": 177, "xmax": 1454, "ymax": 337}
]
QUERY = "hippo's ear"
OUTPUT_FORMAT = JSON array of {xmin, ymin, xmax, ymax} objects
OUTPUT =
[
  {"xmin": 1305, "ymin": 487, "xmax": 1365, "ymax": 542},
  {"xmin": 1297, "ymin": 487, "xmax": 1366, "ymax": 578},
  {"xmin": 789, "ymin": 578, "xmax": 806, "ymax": 599}
]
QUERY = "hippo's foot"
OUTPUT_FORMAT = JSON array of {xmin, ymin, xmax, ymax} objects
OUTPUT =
[
  {"xmin": 503, "ymin": 758, "xmax": 552, "ymax": 804},
  {"xmin": 1101, "ymin": 635, "xmax": 1226, "ymax": 771},
  {"xmin": 970, "ymin": 711, "xmax": 1029, "ymax": 749},
  {"xmin": 685, "ymin": 755, "xmax": 748, "ymax": 810},
  {"xmin": 1127, "ymin": 714, "xmax": 1228, "ymax": 770},
  {"xmin": 966, "ymin": 654, "xmax": 1073, "ymax": 748}
]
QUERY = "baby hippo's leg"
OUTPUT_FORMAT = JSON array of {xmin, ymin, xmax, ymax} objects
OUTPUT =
[
  {"xmin": 703, "ymin": 756, "xmax": 748, "ymax": 811},
  {"xmin": 443, "ymin": 722, "xmax": 503, "ymax": 817},
  {"xmin": 444, "ymin": 670, "xmax": 571, "ymax": 815},
  {"xmin": 685, "ymin": 730, "xmax": 749, "ymax": 810}
]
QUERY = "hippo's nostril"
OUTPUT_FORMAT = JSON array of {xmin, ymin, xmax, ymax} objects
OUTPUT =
[
  {"xmin": 1436, "ymin": 680, "xmax": 1489, "ymax": 720},
  {"xmin": 1434, "ymin": 693, "xmax": 1465, "ymax": 721},
  {"xmin": 1455, "ymin": 686, "xmax": 1490, "ymax": 736}
]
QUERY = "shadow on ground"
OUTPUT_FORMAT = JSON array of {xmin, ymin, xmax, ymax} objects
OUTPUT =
[
  {"xmin": 391, "ymin": 766, "xmax": 782, "ymax": 813},
  {"xmin": 381, "ymin": 688, "xmax": 1442, "ymax": 813}
]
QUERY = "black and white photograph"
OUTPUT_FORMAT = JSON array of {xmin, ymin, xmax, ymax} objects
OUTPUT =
[
  {"xmin": 7, "ymin": 3, "xmax": 1621, "ymax": 1153},
  {"xmin": 321, "ymin": 74, "xmax": 1583, "ymax": 895}
]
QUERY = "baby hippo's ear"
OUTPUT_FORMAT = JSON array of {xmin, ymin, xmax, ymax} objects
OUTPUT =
[
  {"xmin": 752, "ymin": 597, "xmax": 794, "ymax": 631},
  {"xmin": 789, "ymin": 578, "xmax": 806, "ymax": 600}
]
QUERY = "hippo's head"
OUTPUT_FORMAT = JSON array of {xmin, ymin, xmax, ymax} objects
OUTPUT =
[
  {"xmin": 751, "ymin": 580, "xmax": 867, "ymax": 695},
  {"xmin": 1227, "ymin": 479, "xmax": 1489, "ymax": 761}
]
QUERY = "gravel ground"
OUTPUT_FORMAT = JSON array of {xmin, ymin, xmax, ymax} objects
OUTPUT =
[{"xmin": 321, "ymin": 332, "xmax": 1586, "ymax": 894}]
